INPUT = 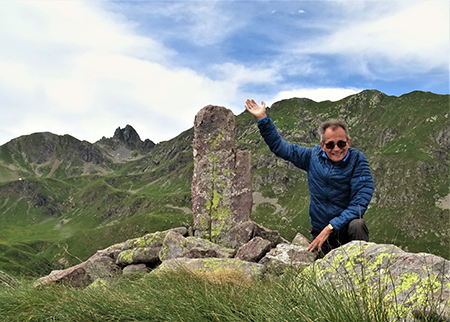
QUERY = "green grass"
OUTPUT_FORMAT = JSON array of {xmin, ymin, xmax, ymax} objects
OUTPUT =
[{"xmin": 0, "ymin": 269, "xmax": 445, "ymax": 322}]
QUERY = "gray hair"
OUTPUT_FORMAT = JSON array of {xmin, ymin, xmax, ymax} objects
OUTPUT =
[{"xmin": 318, "ymin": 119, "xmax": 351, "ymax": 142}]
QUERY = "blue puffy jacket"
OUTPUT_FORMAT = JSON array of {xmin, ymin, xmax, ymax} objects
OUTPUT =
[{"xmin": 258, "ymin": 117, "xmax": 374, "ymax": 230}]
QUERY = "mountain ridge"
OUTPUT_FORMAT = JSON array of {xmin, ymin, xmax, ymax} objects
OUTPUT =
[{"xmin": 0, "ymin": 89, "xmax": 448, "ymax": 277}]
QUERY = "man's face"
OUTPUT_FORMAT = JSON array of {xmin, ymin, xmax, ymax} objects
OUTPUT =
[{"xmin": 320, "ymin": 126, "xmax": 351, "ymax": 162}]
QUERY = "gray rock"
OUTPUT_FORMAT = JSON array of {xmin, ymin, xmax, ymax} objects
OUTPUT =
[
  {"xmin": 153, "ymin": 258, "xmax": 265, "ymax": 279},
  {"xmin": 171, "ymin": 226, "xmax": 189, "ymax": 236},
  {"xmin": 235, "ymin": 237, "xmax": 272, "ymax": 262},
  {"xmin": 85, "ymin": 252, "xmax": 121, "ymax": 280},
  {"xmin": 96, "ymin": 242, "xmax": 125, "ymax": 263},
  {"xmin": 221, "ymin": 220, "xmax": 288, "ymax": 249},
  {"xmin": 116, "ymin": 247, "xmax": 160, "ymax": 266},
  {"xmin": 159, "ymin": 231, "xmax": 236, "ymax": 261},
  {"xmin": 253, "ymin": 222, "xmax": 289, "ymax": 247},
  {"xmin": 291, "ymin": 232, "xmax": 311, "ymax": 248},
  {"xmin": 34, "ymin": 262, "xmax": 92, "ymax": 288},
  {"xmin": 123, "ymin": 231, "xmax": 168, "ymax": 250},
  {"xmin": 302, "ymin": 241, "xmax": 450, "ymax": 322},
  {"xmin": 159, "ymin": 230, "xmax": 187, "ymax": 261},
  {"xmin": 221, "ymin": 220, "xmax": 255, "ymax": 249},
  {"xmin": 259, "ymin": 243, "xmax": 317, "ymax": 275},
  {"xmin": 122, "ymin": 264, "xmax": 148, "ymax": 275}
]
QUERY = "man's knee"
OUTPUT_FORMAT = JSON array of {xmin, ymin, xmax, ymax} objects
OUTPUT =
[{"xmin": 347, "ymin": 218, "xmax": 369, "ymax": 242}]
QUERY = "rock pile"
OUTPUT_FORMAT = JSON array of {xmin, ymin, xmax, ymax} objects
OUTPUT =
[{"xmin": 35, "ymin": 225, "xmax": 314, "ymax": 287}]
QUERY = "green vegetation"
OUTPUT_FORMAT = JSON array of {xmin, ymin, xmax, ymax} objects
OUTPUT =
[
  {"xmin": 0, "ymin": 90, "xmax": 448, "ymax": 277},
  {"xmin": 0, "ymin": 269, "xmax": 445, "ymax": 322}
]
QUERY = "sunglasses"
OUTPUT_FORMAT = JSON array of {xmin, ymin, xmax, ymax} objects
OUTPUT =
[{"xmin": 324, "ymin": 140, "xmax": 348, "ymax": 149}]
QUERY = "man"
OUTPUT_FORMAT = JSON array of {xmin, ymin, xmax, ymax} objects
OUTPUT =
[{"xmin": 245, "ymin": 99, "xmax": 375, "ymax": 255}]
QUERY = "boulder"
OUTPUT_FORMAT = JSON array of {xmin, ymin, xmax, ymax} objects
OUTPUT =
[
  {"xmin": 301, "ymin": 241, "xmax": 450, "ymax": 322},
  {"xmin": 221, "ymin": 220, "xmax": 288, "ymax": 249},
  {"xmin": 153, "ymin": 257, "xmax": 265, "ymax": 279},
  {"xmin": 291, "ymin": 232, "xmax": 311, "ymax": 248},
  {"xmin": 85, "ymin": 253, "xmax": 121, "ymax": 280},
  {"xmin": 235, "ymin": 237, "xmax": 272, "ymax": 262},
  {"xmin": 123, "ymin": 230, "xmax": 168, "ymax": 250},
  {"xmin": 159, "ymin": 230, "xmax": 236, "ymax": 261},
  {"xmin": 259, "ymin": 243, "xmax": 317, "ymax": 275},
  {"xmin": 34, "ymin": 262, "xmax": 92, "ymax": 288},
  {"xmin": 116, "ymin": 247, "xmax": 160, "ymax": 266},
  {"xmin": 97, "ymin": 242, "xmax": 125, "ymax": 262},
  {"xmin": 35, "ymin": 251, "xmax": 122, "ymax": 287},
  {"xmin": 122, "ymin": 264, "xmax": 148, "ymax": 275}
]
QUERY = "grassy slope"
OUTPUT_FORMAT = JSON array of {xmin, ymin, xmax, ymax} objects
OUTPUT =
[
  {"xmin": 0, "ymin": 90, "xmax": 448, "ymax": 277},
  {"xmin": 0, "ymin": 269, "xmax": 445, "ymax": 322}
]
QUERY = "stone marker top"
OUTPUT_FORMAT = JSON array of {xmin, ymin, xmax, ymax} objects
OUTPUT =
[{"xmin": 193, "ymin": 105, "xmax": 235, "ymax": 155}]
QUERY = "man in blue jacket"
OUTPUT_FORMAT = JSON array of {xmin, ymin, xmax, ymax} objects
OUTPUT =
[{"xmin": 245, "ymin": 99, "xmax": 375, "ymax": 255}]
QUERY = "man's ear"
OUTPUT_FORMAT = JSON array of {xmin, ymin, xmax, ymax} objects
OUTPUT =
[
  {"xmin": 320, "ymin": 141, "xmax": 325, "ymax": 151},
  {"xmin": 347, "ymin": 138, "xmax": 352, "ymax": 147}
]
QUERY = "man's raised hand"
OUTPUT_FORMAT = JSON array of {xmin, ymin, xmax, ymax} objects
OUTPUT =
[{"xmin": 245, "ymin": 99, "xmax": 267, "ymax": 120}]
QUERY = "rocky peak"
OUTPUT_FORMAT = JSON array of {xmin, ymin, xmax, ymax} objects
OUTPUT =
[
  {"xmin": 113, "ymin": 125, "xmax": 142, "ymax": 150},
  {"xmin": 97, "ymin": 125, "xmax": 155, "ymax": 155}
]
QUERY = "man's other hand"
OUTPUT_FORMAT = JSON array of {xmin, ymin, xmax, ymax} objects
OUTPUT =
[{"xmin": 307, "ymin": 225, "xmax": 333, "ymax": 252}]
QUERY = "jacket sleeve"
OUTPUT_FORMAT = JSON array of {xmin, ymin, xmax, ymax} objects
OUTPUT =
[
  {"xmin": 258, "ymin": 117, "xmax": 312, "ymax": 171},
  {"xmin": 329, "ymin": 151, "xmax": 375, "ymax": 230}
]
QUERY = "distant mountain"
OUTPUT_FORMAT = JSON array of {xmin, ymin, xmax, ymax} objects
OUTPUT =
[
  {"xmin": 0, "ymin": 125, "xmax": 155, "ymax": 182},
  {"xmin": 0, "ymin": 90, "xmax": 448, "ymax": 277}
]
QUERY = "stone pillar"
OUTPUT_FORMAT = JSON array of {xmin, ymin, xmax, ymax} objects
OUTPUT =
[{"xmin": 192, "ymin": 105, "xmax": 252, "ymax": 247}]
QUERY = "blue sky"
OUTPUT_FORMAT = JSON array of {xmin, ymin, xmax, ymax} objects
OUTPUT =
[{"xmin": 0, "ymin": 1, "xmax": 448, "ymax": 145}]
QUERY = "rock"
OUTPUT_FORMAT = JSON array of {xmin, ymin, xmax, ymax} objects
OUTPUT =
[
  {"xmin": 34, "ymin": 262, "xmax": 92, "ymax": 288},
  {"xmin": 35, "ymin": 251, "xmax": 122, "ymax": 288},
  {"xmin": 235, "ymin": 237, "xmax": 272, "ymax": 262},
  {"xmin": 116, "ymin": 247, "xmax": 161, "ymax": 266},
  {"xmin": 159, "ymin": 230, "xmax": 236, "ymax": 261},
  {"xmin": 114, "ymin": 125, "xmax": 147, "ymax": 151},
  {"xmin": 221, "ymin": 220, "xmax": 255, "ymax": 249},
  {"xmin": 184, "ymin": 237, "xmax": 236, "ymax": 259},
  {"xmin": 259, "ymin": 243, "xmax": 317, "ymax": 275},
  {"xmin": 301, "ymin": 241, "xmax": 450, "ymax": 322},
  {"xmin": 85, "ymin": 253, "xmax": 121, "ymax": 280},
  {"xmin": 123, "ymin": 231, "xmax": 168, "ymax": 250},
  {"xmin": 291, "ymin": 232, "xmax": 311, "ymax": 248},
  {"xmin": 153, "ymin": 258, "xmax": 265, "ymax": 279},
  {"xmin": 159, "ymin": 230, "xmax": 187, "ymax": 261},
  {"xmin": 253, "ymin": 222, "xmax": 289, "ymax": 247},
  {"xmin": 122, "ymin": 264, "xmax": 148, "ymax": 275},
  {"xmin": 171, "ymin": 226, "xmax": 189, "ymax": 236},
  {"xmin": 192, "ymin": 105, "xmax": 253, "ymax": 247},
  {"xmin": 221, "ymin": 220, "xmax": 288, "ymax": 249},
  {"xmin": 97, "ymin": 242, "xmax": 126, "ymax": 262}
]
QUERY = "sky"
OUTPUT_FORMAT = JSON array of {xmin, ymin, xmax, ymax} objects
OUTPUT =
[{"xmin": 0, "ymin": 0, "xmax": 448, "ymax": 146}]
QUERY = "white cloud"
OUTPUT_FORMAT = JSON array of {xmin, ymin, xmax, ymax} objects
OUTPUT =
[
  {"xmin": 210, "ymin": 62, "xmax": 280, "ymax": 84},
  {"xmin": 0, "ymin": 1, "xmax": 248, "ymax": 145},
  {"xmin": 0, "ymin": 0, "xmax": 447, "ymax": 147},
  {"xmin": 295, "ymin": 1, "xmax": 449, "ymax": 76}
]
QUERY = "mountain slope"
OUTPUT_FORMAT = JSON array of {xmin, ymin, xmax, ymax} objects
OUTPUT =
[{"xmin": 0, "ymin": 90, "xmax": 448, "ymax": 276}]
